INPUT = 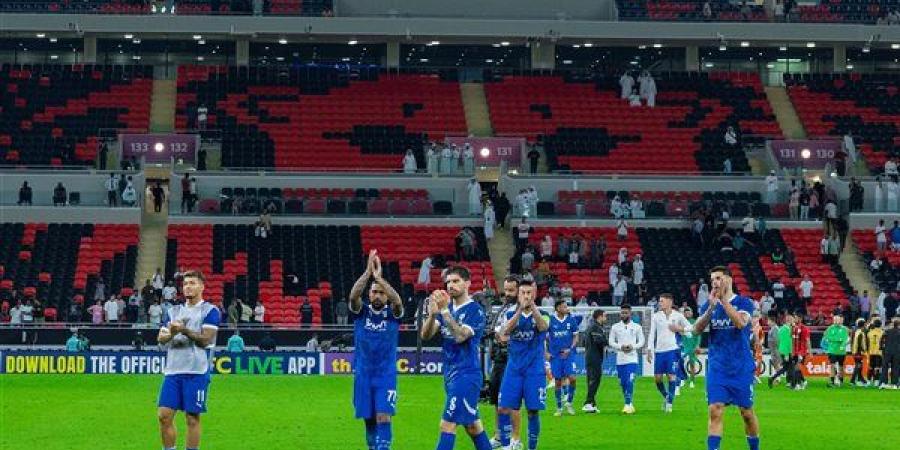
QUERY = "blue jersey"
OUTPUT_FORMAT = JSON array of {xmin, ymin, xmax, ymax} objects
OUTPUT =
[
  {"xmin": 547, "ymin": 314, "xmax": 582, "ymax": 356},
  {"xmin": 700, "ymin": 295, "xmax": 756, "ymax": 385},
  {"xmin": 351, "ymin": 300, "xmax": 402, "ymax": 379},
  {"xmin": 437, "ymin": 299, "xmax": 486, "ymax": 382},
  {"xmin": 504, "ymin": 310, "xmax": 548, "ymax": 375}
]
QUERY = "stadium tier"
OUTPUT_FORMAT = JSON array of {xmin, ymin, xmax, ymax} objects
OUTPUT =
[
  {"xmin": 616, "ymin": 0, "xmax": 767, "ymax": 22},
  {"xmin": 0, "ymin": 223, "xmax": 139, "ymax": 321},
  {"xmin": 0, "ymin": 64, "xmax": 152, "ymax": 166},
  {"xmin": 785, "ymin": 73, "xmax": 900, "ymax": 174},
  {"xmin": 551, "ymin": 189, "xmax": 778, "ymax": 218},
  {"xmin": 165, "ymin": 224, "xmax": 491, "ymax": 324},
  {"xmin": 213, "ymin": 187, "xmax": 436, "ymax": 215},
  {"xmin": 484, "ymin": 72, "xmax": 780, "ymax": 173},
  {"xmin": 0, "ymin": 0, "xmax": 332, "ymax": 15},
  {"xmin": 176, "ymin": 65, "xmax": 466, "ymax": 170}
]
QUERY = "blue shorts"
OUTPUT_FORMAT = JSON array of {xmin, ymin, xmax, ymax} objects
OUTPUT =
[
  {"xmin": 616, "ymin": 363, "xmax": 638, "ymax": 383},
  {"xmin": 498, "ymin": 369, "xmax": 547, "ymax": 411},
  {"xmin": 549, "ymin": 356, "xmax": 576, "ymax": 379},
  {"xmin": 353, "ymin": 375, "xmax": 398, "ymax": 419},
  {"xmin": 707, "ymin": 379, "xmax": 754, "ymax": 409},
  {"xmin": 442, "ymin": 376, "xmax": 482, "ymax": 425},
  {"xmin": 158, "ymin": 373, "xmax": 211, "ymax": 414},
  {"xmin": 654, "ymin": 350, "xmax": 681, "ymax": 376}
]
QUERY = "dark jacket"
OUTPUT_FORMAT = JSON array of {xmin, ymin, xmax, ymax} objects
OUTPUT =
[
  {"xmin": 583, "ymin": 321, "xmax": 608, "ymax": 364},
  {"xmin": 884, "ymin": 327, "xmax": 900, "ymax": 355}
]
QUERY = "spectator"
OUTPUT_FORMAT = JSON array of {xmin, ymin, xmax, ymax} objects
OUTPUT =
[
  {"xmin": 122, "ymin": 184, "xmax": 137, "ymax": 206},
  {"xmin": 402, "ymin": 149, "xmax": 418, "ymax": 174},
  {"xmin": 103, "ymin": 296, "xmax": 118, "ymax": 323},
  {"xmin": 252, "ymin": 0, "xmax": 263, "ymax": 15},
  {"xmin": 20, "ymin": 299, "xmax": 34, "ymax": 324},
  {"xmin": 740, "ymin": 0, "xmax": 752, "ymax": 20},
  {"xmin": 66, "ymin": 331, "xmax": 81, "ymax": 352},
  {"xmin": 619, "ymin": 71, "xmax": 635, "ymax": 99},
  {"xmin": 539, "ymin": 235, "xmax": 553, "ymax": 259},
  {"xmin": 516, "ymin": 217, "xmax": 533, "ymax": 251},
  {"xmin": 180, "ymin": 174, "xmax": 191, "ymax": 213},
  {"xmin": 105, "ymin": 174, "xmax": 118, "ymax": 207},
  {"xmin": 483, "ymin": 201, "xmax": 496, "ymax": 241},
  {"xmin": 760, "ymin": 292, "xmax": 775, "ymax": 316},
  {"xmin": 150, "ymin": 182, "xmax": 165, "ymax": 213},
  {"xmin": 53, "ymin": 182, "xmax": 67, "ymax": 206},
  {"xmin": 616, "ymin": 219, "xmax": 629, "ymax": 241},
  {"xmin": 426, "ymin": 144, "xmax": 438, "ymax": 175},
  {"xmin": 876, "ymin": 219, "xmax": 888, "ymax": 252},
  {"xmin": 417, "ymin": 256, "xmax": 433, "ymax": 288},
  {"xmin": 148, "ymin": 299, "xmax": 162, "ymax": 325},
  {"xmin": 196, "ymin": 103, "xmax": 208, "ymax": 130},
  {"xmin": 609, "ymin": 262, "xmax": 620, "ymax": 287},
  {"xmin": 67, "ymin": 302, "xmax": 82, "ymax": 322},
  {"xmin": 612, "ymin": 275, "xmax": 628, "ymax": 306},
  {"xmin": 888, "ymin": 179, "xmax": 900, "ymax": 212},
  {"xmin": 638, "ymin": 70, "xmax": 657, "ymax": 108},
  {"xmin": 17, "ymin": 181, "xmax": 32, "ymax": 206},
  {"xmin": 462, "ymin": 144, "xmax": 475, "ymax": 176},
  {"xmin": 197, "ymin": 146, "xmax": 207, "ymax": 171},
  {"xmin": 702, "ymin": 0, "xmax": 712, "ymax": 19},
  {"xmin": 335, "ymin": 298, "xmax": 349, "ymax": 325},
  {"xmin": 240, "ymin": 300, "xmax": 253, "ymax": 323},
  {"xmin": 772, "ymin": 279, "xmax": 787, "ymax": 311},
  {"xmin": 849, "ymin": 178, "xmax": 864, "ymax": 212},
  {"xmin": 254, "ymin": 301, "xmax": 266, "ymax": 323},
  {"xmin": 162, "ymin": 281, "xmax": 177, "ymax": 303},
  {"xmin": 820, "ymin": 234, "xmax": 830, "ymax": 263},
  {"xmin": 892, "ymin": 220, "xmax": 900, "ymax": 252},
  {"xmin": 126, "ymin": 292, "xmax": 141, "ymax": 323},
  {"xmin": 227, "ymin": 330, "xmax": 245, "ymax": 353},
  {"xmin": 797, "ymin": 275, "xmax": 814, "ymax": 314},
  {"xmin": 467, "ymin": 179, "xmax": 483, "ymax": 216},
  {"xmin": 300, "ymin": 299, "xmax": 313, "ymax": 327},
  {"xmin": 495, "ymin": 192, "xmax": 510, "ymax": 228},
  {"xmin": 771, "ymin": 247, "xmax": 784, "ymax": 264},
  {"xmin": 227, "ymin": 300, "xmax": 240, "ymax": 326},
  {"xmin": 860, "ymin": 291, "xmax": 871, "ymax": 321},
  {"xmin": 98, "ymin": 141, "xmax": 108, "ymax": 170},
  {"xmin": 765, "ymin": 170, "xmax": 778, "ymax": 204},
  {"xmin": 259, "ymin": 332, "xmax": 277, "ymax": 352},
  {"xmin": 632, "ymin": 254, "xmax": 644, "ymax": 286},
  {"xmin": 132, "ymin": 331, "xmax": 144, "ymax": 351},
  {"xmin": 94, "ymin": 279, "xmax": 107, "ymax": 302},
  {"xmin": 521, "ymin": 246, "xmax": 535, "ymax": 273},
  {"xmin": 116, "ymin": 295, "xmax": 126, "ymax": 322},
  {"xmin": 724, "ymin": 126, "xmax": 739, "ymax": 149},
  {"xmin": 88, "ymin": 300, "xmax": 103, "ymax": 325},
  {"xmin": 527, "ymin": 147, "xmax": 540, "ymax": 175},
  {"xmin": 141, "ymin": 279, "xmax": 156, "ymax": 305},
  {"xmin": 306, "ymin": 334, "xmax": 319, "ymax": 352}
]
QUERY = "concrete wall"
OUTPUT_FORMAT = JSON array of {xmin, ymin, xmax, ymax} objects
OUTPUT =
[
  {"xmin": 0, "ymin": 206, "xmax": 141, "ymax": 224},
  {"xmin": 0, "ymin": 170, "xmax": 145, "ymax": 207},
  {"xmin": 502, "ymin": 174, "xmax": 776, "ymax": 201}
]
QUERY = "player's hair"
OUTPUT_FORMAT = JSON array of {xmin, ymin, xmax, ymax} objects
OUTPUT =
[
  {"xmin": 503, "ymin": 275, "xmax": 521, "ymax": 285},
  {"xmin": 620, "ymin": 303, "xmax": 632, "ymax": 310},
  {"xmin": 518, "ymin": 276, "xmax": 535, "ymax": 288},
  {"xmin": 708, "ymin": 266, "xmax": 732, "ymax": 277},
  {"xmin": 592, "ymin": 309, "xmax": 605, "ymax": 320},
  {"xmin": 659, "ymin": 292, "xmax": 674, "ymax": 301},
  {"xmin": 554, "ymin": 299, "xmax": 566, "ymax": 309},
  {"xmin": 444, "ymin": 266, "xmax": 470, "ymax": 281},
  {"xmin": 182, "ymin": 270, "xmax": 206, "ymax": 283}
]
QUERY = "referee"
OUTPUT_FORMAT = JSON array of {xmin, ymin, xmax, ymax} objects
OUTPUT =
[
  {"xmin": 488, "ymin": 275, "xmax": 521, "ymax": 449},
  {"xmin": 582, "ymin": 309, "xmax": 607, "ymax": 413}
]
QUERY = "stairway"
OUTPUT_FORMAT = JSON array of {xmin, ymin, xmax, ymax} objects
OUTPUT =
[
  {"xmin": 149, "ymin": 79, "xmax": 177, "ymax": 133},
  {"xmin": 460, "ymin": 83, "xmax": 494, "ymax": 137},
  {"xmin": 765, "ymin": 86, "xmax": 806, "ymax": 140},
  {"xmin": 839, "ymin": 235, "xmax": 880, "ymax": 298},
  {"xmin": 487, "ymin": 225, "xmax": 516, "ymax": 288},
  {"xmin": 134, "ymin": 168, "xmax": 171, "ymax": 287}
]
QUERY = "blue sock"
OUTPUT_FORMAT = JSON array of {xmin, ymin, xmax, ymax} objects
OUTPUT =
[
  {"xmin": 667, "ymin": 380, "xmax": 678, "ymax": 404},
  {"xmin": 436, "ymin": 431, "xmax": 455, "ymax": 450},
  {"xmin": 747, "ymin": 436, "xmax": 760, "ymax": 450},
  {"xmin": 375, "ymin": 422, "xmax": 392, "ymax": 450},
  {"xmin": 163, "ymin": 448, "xmax": 175, "ymax": 450},
  {"xmin": 655, "ymin": 380, "xmax": 667, "ymax": 399},
  {"xmin": 621, "ymin": 377, "xmax": 633, "ymax": 404},
  {"xmin": 567, "ymin": 382, "xmax": 576, "ymax": 404},
  {"xmin": 555, "ymin": 387, "xmax": 563, "ymax": 408},
  {"xmin": 187, "ymin": 448, "xmax": 198, "ymax": 450},
  {"xmin": 365, "ymin": 419, "xmax": 377, "ymax": 449},
  {"xmin": 471, "ymin": 431, "xmax": 492, "ymax": 450},
  {"xmin": 708, "ymin": 435, "xmax": 722, "ymax": 450},
  {"xmin": 499, "ymin": 412, "xmax": 512, "ymax": 446},
  {"xmin": 527, "ymin": 414, "xmax": 540, "ymax": 450}
]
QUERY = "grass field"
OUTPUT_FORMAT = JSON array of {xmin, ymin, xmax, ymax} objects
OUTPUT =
[{"xmin": 1, "ymin": 375, "xmax": 897, "ymax": 450}]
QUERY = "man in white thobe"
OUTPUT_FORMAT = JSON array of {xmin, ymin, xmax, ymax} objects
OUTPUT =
[{"xmin": 468, "ymin": 178, "xmax": 483, "ymax": 215}]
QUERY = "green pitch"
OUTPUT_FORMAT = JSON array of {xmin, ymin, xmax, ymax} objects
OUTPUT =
[{"xmin": 1, "ymin": 375, "xmax": 896, "ymax": 449}]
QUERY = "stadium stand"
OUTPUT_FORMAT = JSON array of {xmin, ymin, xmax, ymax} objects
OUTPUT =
[
  {"xmin": 165, "ymin": 224, "xmax": 491, "ymax": 324},
  {"xmin": 785, "ymin": 73, "xmax": 900, "ymax": 174},
  {"xmin": 552, "ymin": 189, "xmax": 776, "ymax": 218},
  {"xmin": 0, "ymin": 0, "xmax": 332, "ymax": 15},
  {"xmin": 176, "ymin": 65, "xmax": 467, "ymax": 170},
  {"xmin": 214, "ymin": 187, "xmax": 434, "ymax": 215},
  {"xmin": 615, "ymin": 0, "xmax": 767, "ymax": 22},
  {"xmin": 0, "ymin": 222, "xmax": 139, "ymax": 321},
  {"xmin": 852, "ymin": 228, "xmax": 900, "ymax": 293},
  {"xmin": 484, "ymin": 72, "xmax": 780, "ymax": 173},
  {"xmin": 0, "ymin": 64, "xmax": 152, "ymax": 166}
]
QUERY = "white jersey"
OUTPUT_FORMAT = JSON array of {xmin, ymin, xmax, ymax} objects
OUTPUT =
[
  {"xmin": 161, "ymin": 300, "xmax": 221, "ymax": 375},
  {"xmin": 609, "ymin": 321, "xmax": 645, "ymax": 365},
  {"xmin": 647, "ymin": 310, "xmax": 690, "ymax": 354}
]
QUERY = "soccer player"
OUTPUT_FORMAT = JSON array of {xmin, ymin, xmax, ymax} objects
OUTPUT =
[
  {"xmin": 349, "ymin": 250, "xmax": 403, "ymax": 450},
  {"xmin": 849, "ymin": 318, "xmax": 869, "ymax": 387},
  {"xmin": 547, "ymin": 300, "xmax": 582, "ymax": 416},
  {"xmin": 823, "ymin": 314, "xmax": 850, "ymax": 387},
  {"xmin": 692, "ymin": 266, "xmax": 760, "ymax": 450},
  {"xmin": 582, "ymin": 309, "xmax": 607, "ymax": 413},
  {"xmin": 497, "ymin": 278, "xmax": 548, "ymax": 450},
  {"xmin": 867, "ymin": 318, "xmax": 884, "ymax": 387},
  {"xmin": 488, "ymin": 276, "xmax": 522, "ymax": 450},
  {"xmin": 791, "ymin": 312, "xmax": 811, "ymax": 391},
  {"xmin": 680, "ymin": 307, "xmax": 701, "ymax": 389},
  {"xmin": 156, "ymin": 271, "xmax": 221, "ymax": 450},
  {"xmin": 646, "ymin": 293, "xmax": 690, "ymax": 413},
  {"xmin": 608, "ymin": 304, "xmax": 645, "ymax": 415},
  {"xmin": 420, "ymin": 266, "xmax": 493, "ymax": 450}
]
